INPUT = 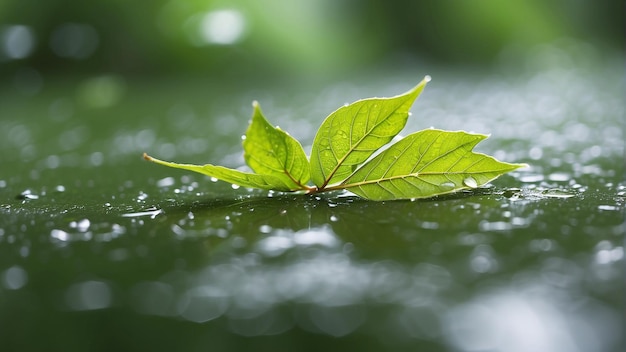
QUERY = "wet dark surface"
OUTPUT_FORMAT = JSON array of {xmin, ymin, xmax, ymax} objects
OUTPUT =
[{"xmin": 0, "ymin": 61, "xmax": 624, "ymax": 351}]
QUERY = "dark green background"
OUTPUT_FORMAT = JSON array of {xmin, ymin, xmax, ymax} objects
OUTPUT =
[{"xmin": 1, "ymin": 1, "xmax": 624, "ymax": 351}]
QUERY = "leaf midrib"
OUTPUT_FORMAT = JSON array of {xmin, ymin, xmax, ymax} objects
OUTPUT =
[
  {"xmin": 334, "ymin": 167, "xmax": 515, "ymax": 190},
  {"xmin": 320, "ymin": 101, "xmax": 404, "ymax": 188}
]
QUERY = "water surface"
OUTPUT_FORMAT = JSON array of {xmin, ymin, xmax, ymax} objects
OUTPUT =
[{"xmin": 0, "ymin": 63, "xmax": 624, "ymax": 351}]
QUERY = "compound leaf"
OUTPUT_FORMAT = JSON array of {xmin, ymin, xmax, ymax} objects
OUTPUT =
[
  {"xmin": 143, "ymin": 153, "xmax": 295, "ymax": 191},
  {"xmin": 243, "ymin": 101, "xmax": 310, "ymax": 190},
  {"xmin": 310, "ymin": 76, "xmax": 430, "ymax": 188},
  {"xmin": 339, "ymin": 129, "xmax": 527, "ymax": 201}
]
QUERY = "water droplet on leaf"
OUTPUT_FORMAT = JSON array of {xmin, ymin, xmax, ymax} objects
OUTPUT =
[
  {"xmin": 463, "ymin": 177, "xmax": 478, "ymax": 189},
  {"xmin": 440, "ymin": 182, "xmax": 455, "ymax": 190}
]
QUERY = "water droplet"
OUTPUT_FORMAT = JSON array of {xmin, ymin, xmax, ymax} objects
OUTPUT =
[
  {"xmin": 231, "ymin": 184, "xmax": 240, "ymax": 190},
  {"xmin": 548, "ymin": 172, "xmax": 570, "ymax": 182},
  {"xmin": 16, "ymin": 189, "xmax": 39, "ymax": 200},
  {"xmin": 333, "ymin": 130, "xmax": 349, "ymax": 140},
  {"xmin": 440, "ymin": 182, "xmax": 455, "ymax": 190},
  {"xmin": 121, "ymin": 208, "xmax": 163, "ymax": 219},
  {"xmin": 597, "ymin": 205, "xmax": 620, "ymax": 211},
  {"xmin": 156, "ymin": 177, "xmax": 175, "ymax": 187},
  {"xmin": 76, "ymin": 219, "xmax": 90, "ymax": 232},
  {"xmin": 2, "ymin": 265, "xmax": 28, "ymax": 290},
  {"xmin": 424, "ymin": 75, "xmax": 432, "ymax": 82},
  {"xmin": 259, "ymin": 225, "xmax": 272, "ymax": 233},
  {"xmin": 51, "ymin": 229, "xmax": 70, "ymax": 241},
  {"xmin": 330, "ymin": 215, "xmax": 339, "ymax": 222},
  {"xmin": 502, "ymin": 188, "xmax": 521, "ymax": 198},
  {"xmin": 210, "ymin": 177, "xmax": 218, "ymax": 182},
  {"xmin": 55, "ymin": 185, "xmax": 66, "ymax": 192},
  {"xmin": 540, "ymin": 189, "xmax": 576, "ymax": 199},
  {"xmin": 519, "ymin": 174, "xmax": 544, "ymax": 183},
  {"xmin": 463, "ymin": 177, "xmax": 478, "ymax": 189},
  {"xmin": 419, "ymin": 221, "xmax": 439, "ymax": 229}
]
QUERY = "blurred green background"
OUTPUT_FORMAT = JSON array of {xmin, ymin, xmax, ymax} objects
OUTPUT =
[
  {"xmin": 1, "ymin": 0, "xmax": 623, "ymax": 80},
  {"xmin": 1, "ymin": 2, "xmax": 624, "ymax": 352}
]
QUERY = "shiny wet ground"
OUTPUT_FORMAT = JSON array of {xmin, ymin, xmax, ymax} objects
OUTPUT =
[{"xmin": 0, "ymin": 63, "xmax": 624, "ymax": 352}]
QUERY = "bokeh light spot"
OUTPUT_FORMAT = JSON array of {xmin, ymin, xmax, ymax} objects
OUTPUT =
[
  {"xmin": 1, "ymin": 25, "xmax": 35, "ymax": 59},
  {"xmin": 200, "ymin": 9, "xmax": 246, "ymax": 45}
]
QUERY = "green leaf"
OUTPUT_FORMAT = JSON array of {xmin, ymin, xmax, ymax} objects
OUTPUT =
[
  {"xmin": 243, "ymin": 101, "xmax": 310, "ymax": 190},
  {"xmin": 144, "ymin": 76, "xmax": 528, "ymax": 201},
  {"xmin": 143, "ymin": 153, "xmax": 295, "ymax": 191},
  {"xmin": 310, "ymin": 76, "xmax": 430, "ymax": 188},
  {"xmin": 338, "ymin": 129, "xmax": 527, "ymax": 201}
]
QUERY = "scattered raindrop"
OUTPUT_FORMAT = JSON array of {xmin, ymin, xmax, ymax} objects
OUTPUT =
[
  {"xmin": 259, "ymin": 225, "xmax": 272, "ymax": 234},
  {"xmin": 231, "ymin": 184, "xmax": 240, "ymax": 190},
  {"xmin": 540, "ymin": 189, "xmax": 576, "ymax": 199},
  {"xmin": 597, "ymin": 205, "xmax": 619, "ymax": 211},
  {"xmin": 76, "ymin": 219, "xmax": 90, "ymax": 232},
  {"xmin": 419, "ymin": 221, "xmax": 439, "ymax": 230},
  {"xmin": 2, "ymin": 266, "xmax": 28, "ymax": 290},
  {"xmin": 16, "ymin": 189, "xmax": 39, "ymax": 200},
  {"xmin": 463, "ymin": 177, "xmax": 478, "ymax": 189},
  {"xmin": 440, "ymin": 182, "xmax": 456, "ymax": 190},
  {"xmin": 121, "ymin": 208, "xmax": 163, "ymax": 219},
  {"xmin": 256, "ymin": 236, "xmax": 294, "ymax": 257},
  {"xmin": 479, "ymin": 221, "xmax": 512, "ymax": 232},
  {"xmin": 330, "ymin": 215, "xmax": 339, "ymax": 222},
  {"xmin": 547, "ymin": 172, "xmax": 571, "ymax": 182},
  {"xmin": 293, "ymin": 227, "xmax": 339, "ymax": 247},
  {"xmin": 1, "ymin": 25, "xmax": 35, "ymax": 59},
  {"xmin": 157, "ymin": 177, "xmax": 175, "ymax": 187},
  {"xmin": 519, "ymin": 174, "xmax": 544, "ymax": 183},
  {"xmin": 50, "ymin": 229, "xmax": 70, "ymax": 241},
  {"xmin": 334, "ymin": 130, "xmax": 349, "ymax": 139},
  {"xmin": 595, "ymin": 244, "xmax": 624, "ymax": 264}
]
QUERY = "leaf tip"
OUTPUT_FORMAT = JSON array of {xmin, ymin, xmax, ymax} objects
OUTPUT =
[
  {"xmin": 424, "ymin": 75, "xmax": 432, "ymax": 83},
  {"xmin": 252, "ymin": 100, "xmax": 259, "ymax": 108},
  {"xmin": 142, "ymin": 152, "xmax": 153, "ymax": 161}
]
